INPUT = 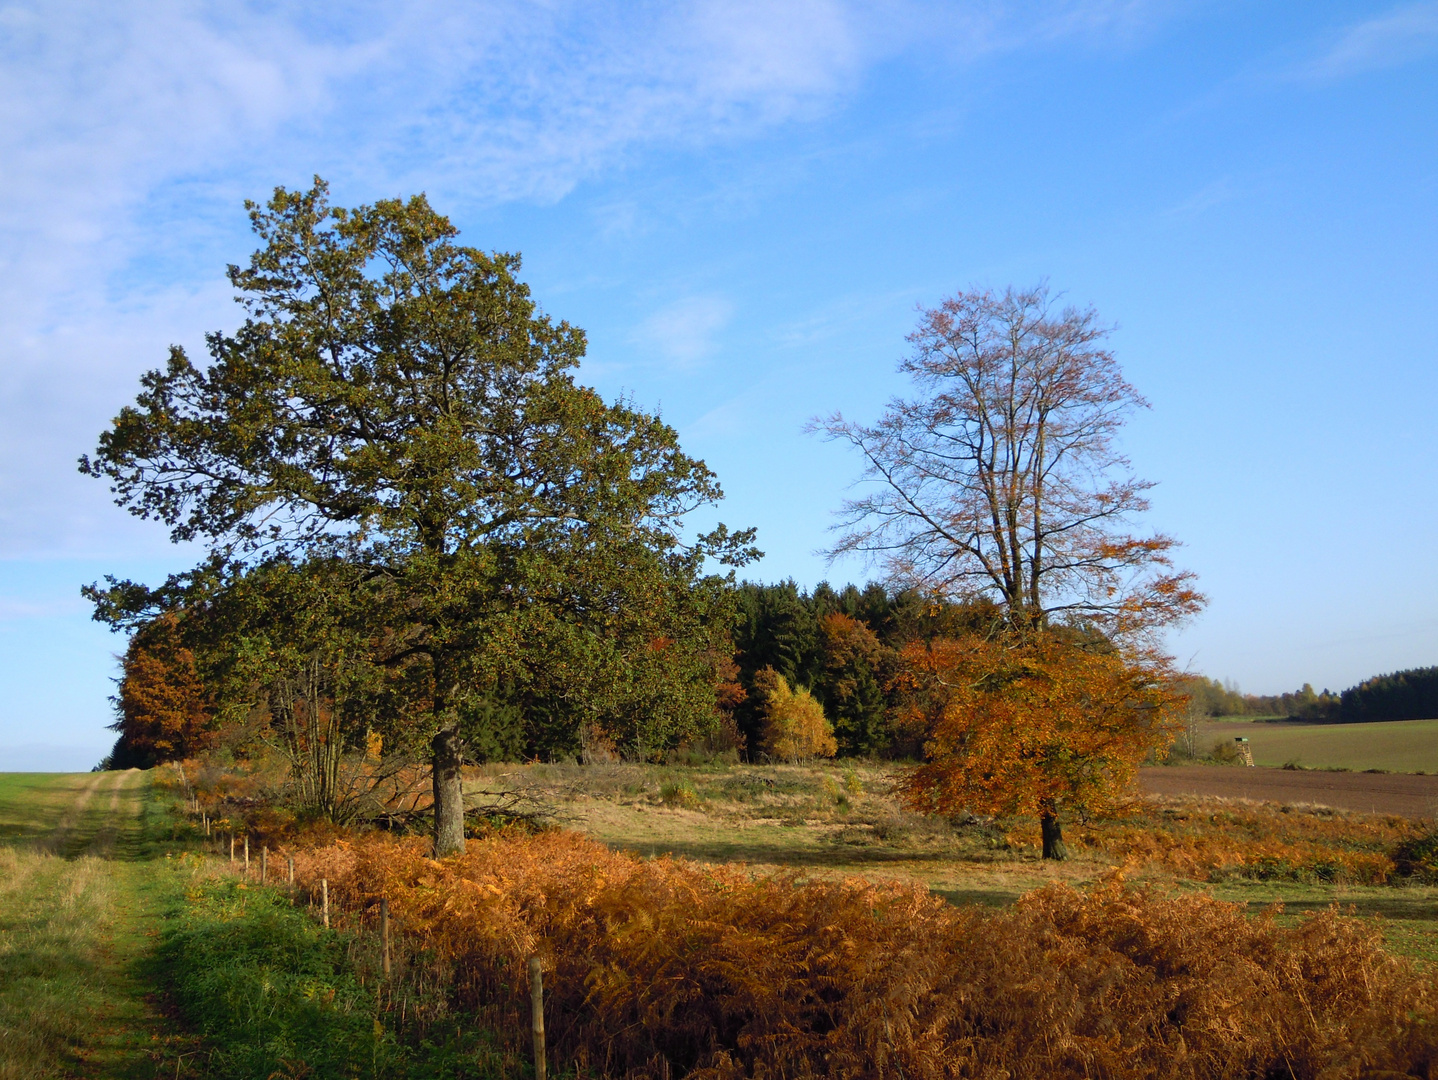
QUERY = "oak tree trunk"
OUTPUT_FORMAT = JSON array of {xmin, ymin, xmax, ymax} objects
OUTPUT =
[
  {"xmin": 1040, "ymin": 807, "xmax": 1068, "ymax": 861},
  {"xmin": 432, "ymin": 722, "xmax": 466, "ymax": 857}
]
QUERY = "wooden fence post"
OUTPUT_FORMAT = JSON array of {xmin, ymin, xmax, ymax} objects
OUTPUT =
[
  {"xmin": 529, "ymin": 956, "xmax": 546, "ymax": 1080},
  {"xmin": 381, "ymin": 897, "xmax": 391, "ymax": 978},
  {"xmin": 244, "ymin": 834, "xmax": 250, "ymax": 876},
  {"xmin": 260, "ymin": 846, "xmax": 268, "ymax": 885},
  {"xmin": 287, "ymin": 855, "xmax": 294, "ymax": 886},
  {"xmin": 229, "ymin": 834, "xmax": 234, "ymax": 864},
  {"xmin": 321, "ymin": 879, "xmax": 329, "ymax": 929}
]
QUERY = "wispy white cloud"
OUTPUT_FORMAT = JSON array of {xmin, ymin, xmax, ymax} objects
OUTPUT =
[
  {"xmin": 0, "ymin": 1, "xmax": 352, "ymax": 289},
  {"xmin": 0, "ymin": 0, "xmax": 1179, "ymax": 271},
  {"xmin": 685, "ymin": 386, "xmax": 770, "ymax": 440},
  {"xmin": 1029, "ymin": 0, "xmax": 1186, "ymax": 45},
  {"xmin": 0, "ymin": 0, "xmax": 1186, "ymax": 558},
  {"xmin": 0, "ymin": 596, "xmax": 86, "ymax": 620},
  {"xmin": 1297, "ymin": 1, "xmax": 1438, "ymax": 80},
  {"xmin": 297, "ymin": 0, "xmax": 894, "ymax": 205},
  {"xmin": 1162, "ymin": 175, "xmax": 1240, "ymax": 218},
  {"xmin": 634, "ymin": 295, "xmax": 736, "ymax": 369}
]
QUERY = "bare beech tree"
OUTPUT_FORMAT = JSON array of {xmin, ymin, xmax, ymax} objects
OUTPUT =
[{"xmin": 812, "ymin": 284, "xmax": 1202, "ymax": 639}]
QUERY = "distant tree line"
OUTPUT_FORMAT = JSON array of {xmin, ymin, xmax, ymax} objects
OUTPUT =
[
  {"xmin": 99, "ymin": 576, "xmax": 997, "ymax": 771},
  {"xmin": 1181, "ymin": 668, "xmax": 1438, "ymax": 723},
  {"xmin": 1340, "ymin": 667, "xmax": 1438, "ymax": 722},
  {"xmin": 1179, "ymin": 678, "xmax": 1339, "ymax": 721}
]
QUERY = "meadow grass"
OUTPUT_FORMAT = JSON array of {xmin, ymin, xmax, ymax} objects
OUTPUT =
[
  {"xmin": 160, "ymin": 875, "xmax": 516, "ymax": 1080},
  {"xmin": 3, "ymin": 759, "xmax": 1436, "ymax": 1077},
  {"xmin": 0, "ymin": 768, "xmax": 521, "ymax": 1079},
  {"xmin": 0, "ymin": 773, "xmax": 105, "ymax": 849},
  {"xmin": 0, "ymin": 770, "xmax": 203, "ymax": 1080},
  {"xmin": 467, "ymin": 759, "xmax": 1438, "ymax": 965},
  {"xmin": 1200, "ymin": 716, "xmax": 1438, "ymax": 772}
]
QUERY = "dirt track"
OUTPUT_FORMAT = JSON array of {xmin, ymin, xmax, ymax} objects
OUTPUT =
[{"xmin": 1139, "ymin": 766, "xmax": 1438, "ymax": 820}]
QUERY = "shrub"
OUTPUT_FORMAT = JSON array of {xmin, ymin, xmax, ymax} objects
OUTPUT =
[
  {"xmin": 1394, "ymin": 827, "xmax": 1438, "ymax": 881},
  {"xmin": 658, "ymin": 779, "xmax": 699, "ymax": 807},
  {"xmin": 1210, "ymin": 738, "xmax": 1243, "ymax": 764},
  {"xmin": 290, "ymin": 829, "xmax": 1437, "ymax": 1079}
]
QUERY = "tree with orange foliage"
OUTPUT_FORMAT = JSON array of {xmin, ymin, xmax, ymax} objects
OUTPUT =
[
  {"xmin": 896, "ymin": 632, "xmax": 1184, "ymax": 857},
  {"xmin": 709, "ymin": 650, "xmax": 749, "ymax": 755},
  {"xmin": 108, "ymin": 613, "xmax": 213, "ymax": 768},
  {"xmin": 817, "ymin": 612, "xmax": 890, "ymax": 755},
  {"xmin": 815, "ymin": 285, "xmax": 1202, "ymax": 856}
]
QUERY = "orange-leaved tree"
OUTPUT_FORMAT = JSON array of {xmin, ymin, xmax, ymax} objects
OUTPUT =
[
  {"xmin": 895, "ymin": 632, "xmax": 1184, "ymax": 858},
  {"xmin": 109, "ymin": 612, "xmax": 213, "ymax": 768},
  {"xmin": 814, "ymin": 285, "xmax": 1202, "ymax": 857}
]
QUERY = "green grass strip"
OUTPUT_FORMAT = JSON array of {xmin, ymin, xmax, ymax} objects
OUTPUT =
[{"xmin": 159, "ymin": 878, "xmax": 516, "ymax": 1079}]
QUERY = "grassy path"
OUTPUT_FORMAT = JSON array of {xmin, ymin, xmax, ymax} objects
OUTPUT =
[{"xmin": 0, "ymin": 771, "xmax": 196, "ymax": 1079}]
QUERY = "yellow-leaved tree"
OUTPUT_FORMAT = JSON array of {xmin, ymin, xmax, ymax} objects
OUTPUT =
[{"xmin": 754, "ymin": 667, "xmax": 837, "ymax": 762}]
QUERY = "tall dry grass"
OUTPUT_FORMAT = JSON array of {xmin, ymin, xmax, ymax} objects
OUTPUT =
[
  {"xmin": 291, "ymin": 829, "xmax": 1436, "ymax": 1079},
  {"xmin": 1068, "ymin": 797, "xmax": 1422, "ymax": 883},
  {"xmin": 0, "ymin": 848, "xmax": 129, "ymax": 1080}
]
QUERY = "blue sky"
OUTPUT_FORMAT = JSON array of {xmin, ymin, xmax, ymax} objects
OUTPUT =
[{"xmin": 1, "ymin": 1, "xmax": 1435, "ymax": 769}]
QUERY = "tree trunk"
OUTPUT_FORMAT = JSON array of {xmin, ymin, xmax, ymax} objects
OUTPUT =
[
  {"xmin": 1040, "ymin": 806, "xmax": 1068, "ymax": 861},
  {"xmin": 432, "ymin": 722, "xmax": 466, "ymax": 857}
]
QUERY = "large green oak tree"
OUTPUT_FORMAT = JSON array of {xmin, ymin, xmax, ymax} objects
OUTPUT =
[{"xmin": 82, "ymin": 180, "xmax": 756, "ymax": 855}]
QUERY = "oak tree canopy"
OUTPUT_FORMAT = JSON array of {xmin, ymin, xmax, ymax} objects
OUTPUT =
[{"xmin": 82, "ymin": 179, "xmax": 756, "ymax": 854}]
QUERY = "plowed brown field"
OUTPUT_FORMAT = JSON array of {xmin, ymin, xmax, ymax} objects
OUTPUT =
[{"xmin": 1139, "ymin": 765, "xmax": 1438, "ymax": 819}]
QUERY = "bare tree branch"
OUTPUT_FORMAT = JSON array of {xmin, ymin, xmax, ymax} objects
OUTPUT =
[{"xmin": 812, "ymin": 284, "xmax": 1204, "ymax": 640}]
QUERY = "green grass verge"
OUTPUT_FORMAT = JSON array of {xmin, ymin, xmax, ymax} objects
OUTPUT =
[
  {"xmin": 1199, "ymin": 878, "xmax": 1438, "ymax": 968},
  {"xmin": 159, "ymin": 877, "xmax": 519, "ymax": 1079},
  {"xmin": 0, "ymin": 771, "xmax": 521, "ymax": 1079},
  {"xmin": 0, "ymin": 770, "xmax": 206, "ymax": 1079}
]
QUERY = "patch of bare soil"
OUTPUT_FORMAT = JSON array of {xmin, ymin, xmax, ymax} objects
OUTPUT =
[{"xmin": 1139, "ymin": 765, "xmax": 1438, "ymax": 819}]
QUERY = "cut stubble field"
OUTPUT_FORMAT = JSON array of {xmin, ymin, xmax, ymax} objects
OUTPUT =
[
  {"xmin": 1140, "ymin": 763, "xmax": 1438, "ymax": 818},
  {"xmin": 1198, "ymin": 717, "xmax": 1438, "ymax": 773}
]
